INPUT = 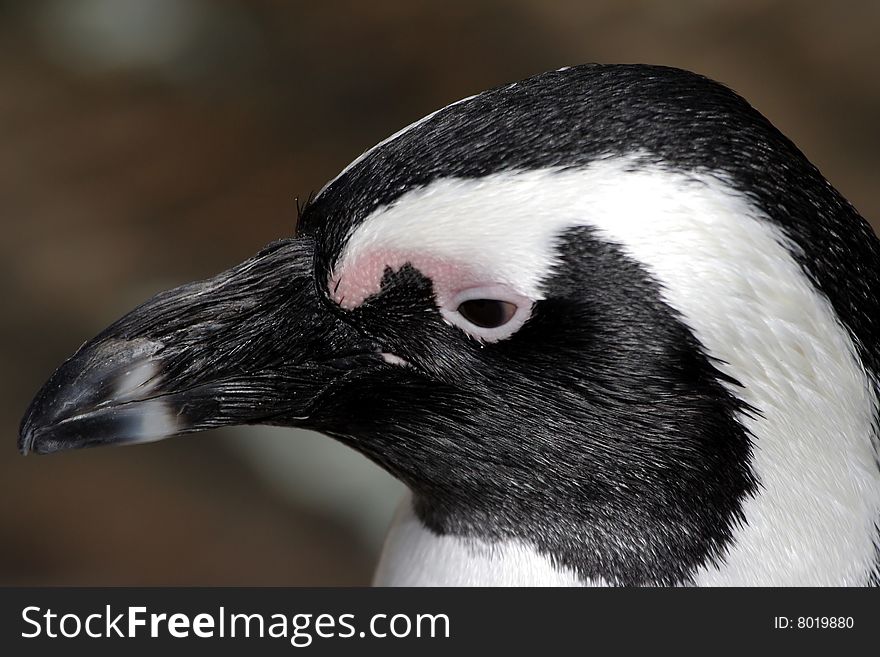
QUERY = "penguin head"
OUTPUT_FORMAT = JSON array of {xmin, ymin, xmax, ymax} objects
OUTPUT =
[{"xmin": 20, "ymin": 65, "xmax": 880, "ymax": 585}]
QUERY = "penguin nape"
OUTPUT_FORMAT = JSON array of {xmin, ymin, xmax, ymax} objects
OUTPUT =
[{"xmin": 19, "ymin": 64, "xmax": 880, "ymax": 587}]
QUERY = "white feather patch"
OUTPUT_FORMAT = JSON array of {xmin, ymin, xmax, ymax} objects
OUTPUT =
[
  {"xmin": 347, "ymin": 156, "xmax": 880, "ymax": 585},
  {"xmin": 373, "ymin": 495, "xmax": 593, "ymax": 586}
]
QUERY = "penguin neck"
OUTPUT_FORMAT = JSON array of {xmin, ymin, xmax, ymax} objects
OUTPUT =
[{"xmin": 372, "ymin": 494, "xmax": 600, "ymax": 586}]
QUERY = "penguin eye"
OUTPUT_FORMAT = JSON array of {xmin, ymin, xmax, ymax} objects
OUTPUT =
[
  {"xmin": 456, "ymin": 299, "xmax": 517, "ymax": 328},
  {"xmin": 441, "ymin": 285, "xmax": 533, "ymax": 343}
]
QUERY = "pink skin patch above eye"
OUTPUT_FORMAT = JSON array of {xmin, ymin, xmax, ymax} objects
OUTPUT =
[{"xmin": 329, "ymin": 249, "xmax": 488, "ymax": 310}]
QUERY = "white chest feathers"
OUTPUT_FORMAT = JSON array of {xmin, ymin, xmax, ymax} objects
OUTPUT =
[{"xmin": 372, "ymin": 495, "xmax": 596, "ymax": 587}]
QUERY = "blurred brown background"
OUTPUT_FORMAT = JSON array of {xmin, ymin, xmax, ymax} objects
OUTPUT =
[{"xmin": 2, "ymin": 0, "xmax": 878, "ymax": 585}]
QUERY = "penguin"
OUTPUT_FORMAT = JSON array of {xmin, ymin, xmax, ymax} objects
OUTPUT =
[{"xmin": 19, "ymin": 64, "xmax": 880, "ymax": 586}]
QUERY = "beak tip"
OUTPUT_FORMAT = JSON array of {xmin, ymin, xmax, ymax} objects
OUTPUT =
[
  {"xmin": 18, "ymin": 402, "xmax": 39, "ymax": 456},
  {"xmin": 18, "ymin": 418, "xmax": 50, "ymax": 456},
  {"xmin": 17, "ymin": 418, "xmax": 94, "ymax": 456}
]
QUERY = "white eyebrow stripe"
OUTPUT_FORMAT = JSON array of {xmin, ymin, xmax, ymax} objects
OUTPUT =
[{"xmin": 334, "ymin": 154, "xmax": 880, "ymax": 585}]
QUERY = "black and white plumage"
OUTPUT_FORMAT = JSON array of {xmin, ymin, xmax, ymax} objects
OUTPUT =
[{"xmin": 20, "ymin": 64, "xmax": 880, "ymax": 586}]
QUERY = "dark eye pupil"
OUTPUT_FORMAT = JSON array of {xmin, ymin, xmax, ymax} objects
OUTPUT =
[{"xmin": 457, "ymin": 299, "xmax": 517, "ymax": 329}]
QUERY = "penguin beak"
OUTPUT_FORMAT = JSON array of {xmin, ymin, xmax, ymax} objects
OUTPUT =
[{"xmin": 19, "ymin": 237, "xmax": 376, "ymax": 455}]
